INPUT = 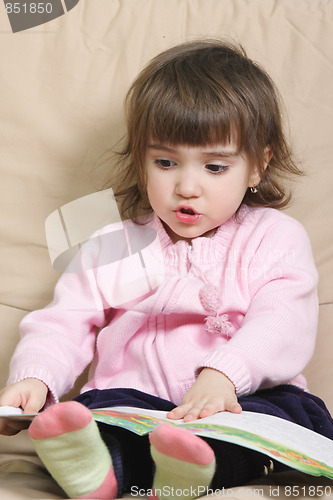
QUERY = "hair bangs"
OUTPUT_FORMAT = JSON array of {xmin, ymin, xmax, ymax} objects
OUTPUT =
[
  {"xmin": 147, "ymin": 89, "xmax": 239, "ymax": 148},
  {"xmin": 129, "ymin": 54, "xmax": 246, "ymax": 150}
]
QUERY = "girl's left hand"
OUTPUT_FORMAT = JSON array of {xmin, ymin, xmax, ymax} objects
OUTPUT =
[{"xmin": 167, "ymin": 368, "xmax": 242, "ymax": 422}]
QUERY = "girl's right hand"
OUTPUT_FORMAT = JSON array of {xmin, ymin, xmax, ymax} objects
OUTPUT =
[{"xmin": 0, "ymin": 379, "xmax": 48, "ymax": 435}]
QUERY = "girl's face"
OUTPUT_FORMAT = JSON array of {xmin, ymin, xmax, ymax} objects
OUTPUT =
[{"xmin": 145, "ymin": 142, "xmax": 261, "ymax": 243}]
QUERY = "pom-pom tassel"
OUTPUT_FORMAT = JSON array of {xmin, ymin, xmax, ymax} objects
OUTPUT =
[
  {"xmin": 199, "ymin": 284, "xmax": 231, "ymax": 336},
  {"xmin": 199, "ymin": 284, "xmax": 222, "ymax": 313},
  {"xmin": 204, "ymin": 314, "xmax": 231, "ymax": 336}
]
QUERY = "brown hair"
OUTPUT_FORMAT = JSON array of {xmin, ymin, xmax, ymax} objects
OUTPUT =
[{"xmin": 112, "ymin": 39, "xmax": 302, "ymax": 221}]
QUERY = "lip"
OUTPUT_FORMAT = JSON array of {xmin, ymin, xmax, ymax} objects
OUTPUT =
[{"xmin": 175, "ymin": 206, "xmax": 200, "ymax": 224}]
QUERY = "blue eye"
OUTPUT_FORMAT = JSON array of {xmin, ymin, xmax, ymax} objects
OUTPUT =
[
  {"xmin": 155, "ymin": 159, "xmax": 176, "ymax": 169},
  {"xmin": 206, "ymin": 164, "xmax": 229, "ymax": 174}
]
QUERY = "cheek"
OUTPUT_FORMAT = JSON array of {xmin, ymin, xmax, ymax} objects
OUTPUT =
[
  {"xmin": 146, "ymin": 175, "xmax": 156, "ymax": 196},
  {"xmin": 147, "ymin": 169, "xmax": 170, "ymax": 196},
  {"xmin": 211, "ymin": 177, "xmax": 248, "ymax": 211},
  {"xmin": 146, "ymin": 175, "xmax": 163, "ymax": 208},
  {"xmin": 146, "ymin": 183, "xmax": 154, "ymax": 207},
  {"xmin": 222, "ymin": 171, "xmax": 251, "ymax": 195},
  {"xmin": 145, "ymin": 170, "xmax": 155, "ymax": 197}
]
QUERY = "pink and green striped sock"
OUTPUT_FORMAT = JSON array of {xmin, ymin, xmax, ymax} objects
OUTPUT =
[
  {"xmin": 149, "ymin": 423, "xmax": 216, "ymax": 500},
  {"xmin": 29, "ymin": 401, "xmax": 117, "ymax": 499}
]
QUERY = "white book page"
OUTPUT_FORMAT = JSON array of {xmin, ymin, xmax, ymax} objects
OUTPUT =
[
  {"xmin": 0, "ymin": 406, "xmax": 37, "ymax": 420},
  {"xmin": 2, "ymin": 404, "xmax": 332, "ymax": 470},
  {"xmin": 105, "ymin": 406, "xmax": 333, "ymax": 467}
]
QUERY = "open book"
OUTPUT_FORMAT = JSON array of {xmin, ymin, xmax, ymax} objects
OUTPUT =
[{"xmin": 1, "ymin": 405, "xmax": 332, "ymax": 479}]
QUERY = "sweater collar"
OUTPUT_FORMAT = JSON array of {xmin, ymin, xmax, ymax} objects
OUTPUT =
[{"xmin": 148, "ymin": 205, "xmax": 250, "ymax": 265}]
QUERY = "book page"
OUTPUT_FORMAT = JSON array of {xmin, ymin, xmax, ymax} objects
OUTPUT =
[
  {"xmin": 1, "ymin": 404, "xmax": 332, "ymax": 478},
  {"xmin": 91, "ymin": 406, "xmax": 333, "ymax": 479},
  {"xmin": 0, "ymin": 406, "xmax": 37, "ymax": 420}
]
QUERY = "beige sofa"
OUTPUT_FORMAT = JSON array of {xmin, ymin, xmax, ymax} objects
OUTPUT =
[{"xmin": 1, "ymin": 0, "xmax": 333, "ymax": 498}]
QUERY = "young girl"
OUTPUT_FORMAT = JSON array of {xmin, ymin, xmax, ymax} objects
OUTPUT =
[{"xmin": 0, "ymin": 39, "xmax": 332, "ymax": 499}]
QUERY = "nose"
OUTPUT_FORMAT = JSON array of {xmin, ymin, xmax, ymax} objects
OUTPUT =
[{"xmin": 175, "ymin": 166, "xmax": 201, "ymax": 198}]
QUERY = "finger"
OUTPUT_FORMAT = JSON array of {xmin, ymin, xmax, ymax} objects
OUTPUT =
[
  {"xmin": 226, "ymin": 400, "xmax": 242, "ymax": 414},
  {"xmin": 23, "ymin": 404, "xmax": 39, "ymax": 415},
  {"xmin": 0, "ymin": 418, "xmax": 12, "ymax": 436},
  {"xmin": 22, "ymin": 394, "xmax": 44, "ymax": 415},
  {"xmin": 167, "ymin": 404, "xmax": 192, "ymax": 420},
  {"xmin": 198, "ymin": 403, "xmax": 219, "ymax": 419},
  {"xmin": 198, "ymin": 398, "xmax": 242, "ymax": 418},
  {"xmin": 0, "ymin": 424, "xmax": 20, "ymax": 436},
  {"xmin": 0, "ymin": 394, "xmax": 21, "ymax": 408},
  {"xmin": 182, "ymin": 406, "xmax": 203, "ymax": 422},
  {"xmin": 0, "ymin": 418, "xmax": 29, "ymax": 436}
]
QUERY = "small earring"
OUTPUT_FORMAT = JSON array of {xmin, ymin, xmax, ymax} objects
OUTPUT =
[{"xmin": 250, "ymin": 184, "xmax": 258, "ymax": 194}]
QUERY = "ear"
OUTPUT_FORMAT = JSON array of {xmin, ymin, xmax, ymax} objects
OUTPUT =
[
  {"xmin": 248, "ymin": 146, "xmax": 272, "ymax": 188},
  {"xmin": 264, "ymin": 145, "xmax": 273, "ymax": 165}
]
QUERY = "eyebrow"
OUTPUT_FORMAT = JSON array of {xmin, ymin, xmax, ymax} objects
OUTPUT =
[{"xmin": 147, "ymin": 144, "xmax": 239, "ymax": 158}]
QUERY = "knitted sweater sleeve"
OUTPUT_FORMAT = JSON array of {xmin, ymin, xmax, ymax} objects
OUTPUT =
[
  {"xmin": 197, "ymin": 216, "xmax": 319, "ymax": 396},
  {"xmin": 7, "ymin": 236, "xmax": 109, "ymax": 404}
]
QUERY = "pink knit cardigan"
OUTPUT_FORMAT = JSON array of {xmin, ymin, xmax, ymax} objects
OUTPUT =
[{"xmin": 8, "ymin": 206, "xmax": 318, "ymax": 406}]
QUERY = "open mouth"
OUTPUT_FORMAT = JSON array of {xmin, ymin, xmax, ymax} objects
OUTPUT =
[
  {"xmin": 175, "ymin": 206, "xmax": 200, "ymax": 223},
  {"xmin": 180, "ymin": 207, "xmax": 196, "ymax": 215}
]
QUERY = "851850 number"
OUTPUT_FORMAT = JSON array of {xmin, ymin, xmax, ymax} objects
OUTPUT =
[{"xmin": 5, "ymin": 3, "xmax": 53, "ymax": 14}]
